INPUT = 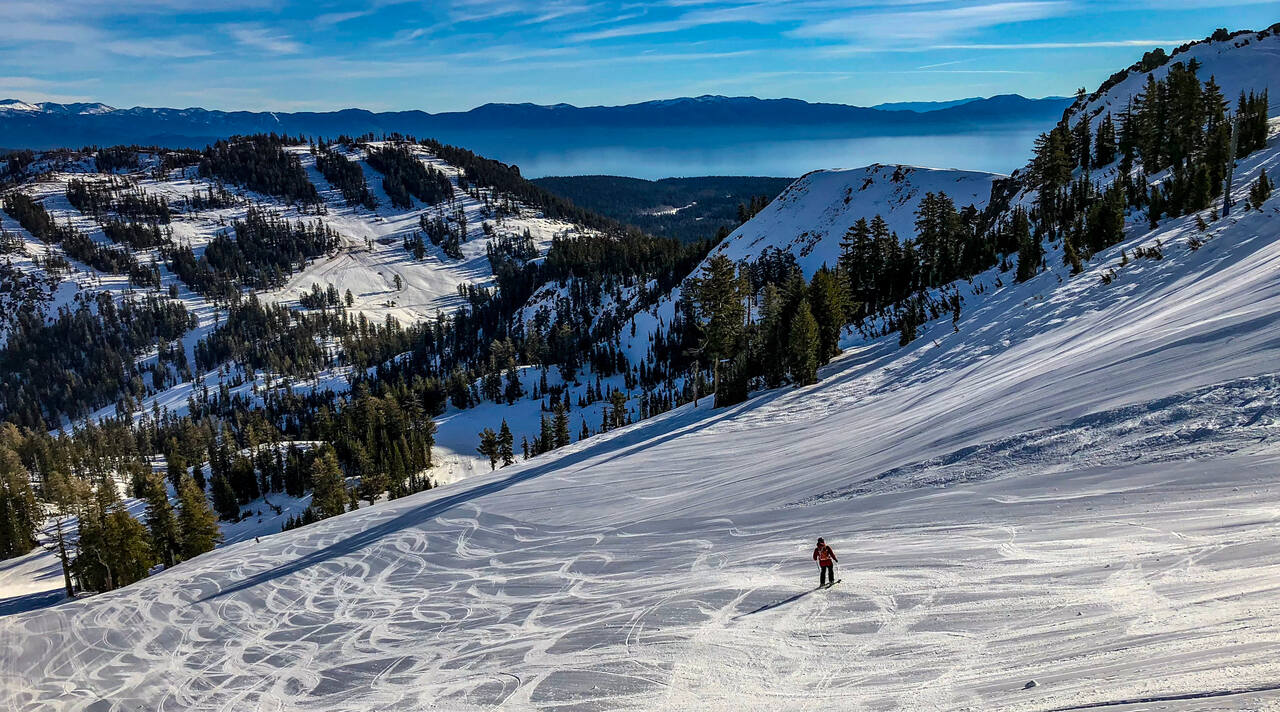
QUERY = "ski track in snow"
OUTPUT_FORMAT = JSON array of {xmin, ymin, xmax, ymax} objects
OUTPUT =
[
  {"xmin": 5, "ymin": 158, "xmax": 1280, "ymax": 707},
  {"xmin": 4, "ymin": 36, "xmax": 1280, "ymax": 709}
]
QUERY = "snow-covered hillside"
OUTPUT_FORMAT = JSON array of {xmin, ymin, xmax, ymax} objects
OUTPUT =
[
  {"xmin": 709, "ymin": 164, "xmax": 998, "ymax": 276},
  {"xmin": 0, "ymin": 140, "xmax": 606, "ymax": 462},
  {"xmin": 615, "ymin": 163, "xmax": 998, "ymax": 361},
  {"xmin": 1069, "ymin": 28, "xmax": 1280, "ymax": 134},
  {"xmin": 2, "ymin": 122, "xmax": 1278, "ymax": 708},
  {"xmin": 268, "ymin": 144, "xmax": 590, "ymax": 327}
]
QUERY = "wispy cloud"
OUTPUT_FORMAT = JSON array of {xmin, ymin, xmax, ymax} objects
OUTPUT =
[
  {"xmin": 930, "ymin": 39, "xmax": 1193, "ymax": 49},
  {"xmin": 313, "ymin": 10, "xmax": 372, "ymax": 27},
  {"xmin": 917, "ymin": 59, "xmax": 971, "ymax": 69},
  {"xmin": 380, "ymin": 26, "xmax": 438, "ymax": 47},
  {"xmin": 569, "ymin": 3, "xmax": 771, "ymax": 42},
  {"xmin": 790, "ymin": 1, "xmax": 1071, "ymax": 42},
  {"xmin": 104, "ymin": 36, "xmax": 213, "ymax": 58},
  {"xmin": 223, "ymin": 23, "xmax": 303, "ymax": 54}
]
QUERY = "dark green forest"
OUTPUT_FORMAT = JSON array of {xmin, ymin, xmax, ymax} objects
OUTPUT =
[{"xmin": 533, "ymin": 175, "xmax": 794, "ymax": 242}]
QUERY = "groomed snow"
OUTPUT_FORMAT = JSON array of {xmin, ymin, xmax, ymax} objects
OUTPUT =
[{"xmin": 2, "ymin": 130, "xmax": 1278, "ymax": 711}]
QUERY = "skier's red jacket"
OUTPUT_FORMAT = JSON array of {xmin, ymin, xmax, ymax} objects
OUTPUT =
[{"xmin": 813, "ymin": 544, "xmax": 837, "ymax": 566}]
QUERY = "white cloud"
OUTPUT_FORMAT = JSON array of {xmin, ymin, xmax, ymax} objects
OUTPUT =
[
  {"xmin": 790, "ymin": 1, "xmax": 1071, "ymax": 42},
  {"xmin": 930, "ymin": 39, "xmax": 1193, "ymax": 49},
  {"xmin": 223, "ymin": 23, "xmax": 303, "ymax": 55},
  {"xmin": 313, "ymin": 11, "xmax": 372, "ymax": 27},
  {"xmin": 104, "ymin": 37, "xmax": 213, "ymax": 58},
  {"xmin": 381, "ymin": 27, "xmax": 437, "ymax": 47}
]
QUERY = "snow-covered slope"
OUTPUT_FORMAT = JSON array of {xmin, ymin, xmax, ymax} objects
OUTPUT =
[
  {"xmin": 709, "ymin": 164, "xmax": 999, "ymax": 276},
  {"xmin": 3, "ymin": 91, "xmax": 1279, "ymax": 712},
  {"xmin": 616, "ymin": 163, "xmax": 998, "ymax": 361},
  {"xmin": 1071, "ymin": 28, "xmax": 1280, "ymax": 133},
  {"xmin": 266, "ymin": 144, "xmax": 592, "ymax": 326}
]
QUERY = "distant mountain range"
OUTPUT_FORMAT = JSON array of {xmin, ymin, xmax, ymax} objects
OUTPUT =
[{"xmin": 0, "ymin": 94, "xmax": 1073, "ymax": 150}]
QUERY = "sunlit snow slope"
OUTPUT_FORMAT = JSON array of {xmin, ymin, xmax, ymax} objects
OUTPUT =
[
  {"xmin": 3, "ymin": 117, "xmax": 1279, "ymax": 710},
  {"xmin": 710, "ymin": 164, "xmax": 998, "ymax": 275},
  {"xmin": 617, "ymin": 164, "xmax": 999, "ymax": 361}
]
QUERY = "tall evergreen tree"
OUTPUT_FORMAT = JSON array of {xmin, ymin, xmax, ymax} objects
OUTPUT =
[
  {"xmin": 757, "ymin": 283, "xmax": 789, "ymax": 389},
  {"xmin": 309, "ymin": 448, "xmax": 347, "ymax": 519},
  {"xmin": 807, "ymin": 268, "xmax": 849, "ymax": 363},
  {"xmin": 788, "ymin": 299, "xmax": 819, "ymax": 386},
  {"xmin": 1013, "ymin": 209, "xmax": 1042, "ymax": 283},
  {"xmin": 477, "ymin": 428, "xmax": 500, "ymax": 470},
  {"xmin": 1094, "ymin": 113, "xmax": 1117, "ymax": 167},
  {"xmin": 497, "ymin": 420, "xmax": 515, "ymax": 467},
  {"xmin": 1249, "ymin": 169, "xmax": 1273, "ymax": 209},
  {"xmin": 210, "ymin": 474, "xmax": 240, "ymax": 521},
  {"xmin": 141, "ymin": 472, "xmax": 181, "ymax": 569},
  {"xmin": 553, "ymin": 406, "xmax": 571, "ymax": 448},
  {"xmin": 177, "ymin": 474, "xmax": 221, "ymax": 560},
  {"xmin": 0, "ymin": 426, "xmax": 38, "ymax": 560},
  {"xmin": 692, "ymin": 254, "xmax": 746, "ymax": 380},
  {"xmin": 76, "ymin": 485, "xmax": 155, "ymax": 592}
]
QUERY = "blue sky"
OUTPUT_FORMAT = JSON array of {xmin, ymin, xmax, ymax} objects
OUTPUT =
[{"xmin": 0, "ymin": 1, "xmax": 1274, "ymax": 111}]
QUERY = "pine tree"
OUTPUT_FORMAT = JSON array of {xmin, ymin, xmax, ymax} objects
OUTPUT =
[
  {"xmin": 758, "ymin": 283, "xmax": 788, "ymax": 389},
  {"xmin": 1073, "ymin": 117, "xmax": 1093, "ymax": 171},
  {"xmin": 897, "ymin": 295, "xmax": 925, "ymax": 347},
  {"xmin": 788, "ymin": 299, "xmax": 819, "ymax": 386},
  {"xmin": 309, "ymin": 448, "xmax": 347, "ymax": 519},
  {"xmin": 553, "ymin": 406, "xmax": 571, "ymax": 448},
  {"xmin": 1250, "ymin": 169, "xmax": 1273, "ymax": 209},
  {"xmin": 608, "ymin": 390, "xmax": 628, "ymax": 429},
  {"xmin": 539, "ymin": 414, "xmax": 555, "ymax": 450},
  {"xmin": 1094, "ymin": 113, "xmax": 1117, "ymax": 167},
  {"xmin": 1085, "ymin": 189, "xmax": 1126, "ymax": 253},
  {"xmin": 504, "ymin": 364, "xmax": 524, "ymax": 404},
  {"xmin": 1062, "ymin": 224, "xmax": 1084, "ymax": 275},
  {"xmin": 141, "ymin": 472, "xmax": 181, "ymax": 569},
  {"xmin": 692, "ymin": 254, "xmax": 746, "ymax": 375},
  {"xmin": 807, "ymin": 268, "xmax": 849, "ymax": 364},
  {"xmin": 1033, "ymin": 126, "xmax": 1074, "ymax": 234},
  {"xmin": 357, "ymin": 443, "xmax": 388, "ymax": 506},
  {"xmin": 76, "ymin": 485, "xmax": 155, "ymax": 592},
  {"xmin": 165, "ymin": 452, "xmax": 187, "ymax": 492},
  {"xmin": 497, "ymin": 420, "xmax": 515, "ymax": 467},
  {"xmin": 0, "ymin": 427, "xmax": 38, "ymax": 560},
  {"xmin": 477, "ymin": 428, "xmax": 500, "ymax": 470},
  {"xmin": 177, "ymin": 474, "xmax": 221, "ymax": 559},
  {"xmin": 210, "ymin": 474, "xmax": 240, "ymax": 521},
  {"xmin": 1012, "ymin": 209, "xmax": 1041, "ymax": 283}
]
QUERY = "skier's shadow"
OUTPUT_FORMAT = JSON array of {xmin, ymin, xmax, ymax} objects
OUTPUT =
[{"xmin": 732, "ymin": 588, "xmax": 814, "ymax": 620}]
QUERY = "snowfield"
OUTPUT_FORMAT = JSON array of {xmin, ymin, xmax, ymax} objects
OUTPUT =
[
  {"xmin": 708, "ymin": 164, "xmax": 1000, "ymax": 276},
  {"xmin": 266, "ymin": 144, "xmax": 593, "ymax": 327},
  {"xmin": 2, "ymin": 123, "xmax": 1279, "ymax": 710},
  {"xmin": 614, "ymin": 163, "xmax": 1002, "ymax": 364}
]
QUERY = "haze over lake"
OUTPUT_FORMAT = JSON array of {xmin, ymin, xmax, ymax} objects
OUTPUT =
[{"xmin": 424, "ymin": 125, "xmax": 1045, "ymax": 179}]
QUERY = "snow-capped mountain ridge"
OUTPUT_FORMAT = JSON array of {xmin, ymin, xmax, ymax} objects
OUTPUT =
[
  {"xmin": 0, "ymin": 99, "xmax": 115, "ymax": 115},
  {"xmin": 0, "ymin": 94, "xmax": 1075, "ymax": 151}
]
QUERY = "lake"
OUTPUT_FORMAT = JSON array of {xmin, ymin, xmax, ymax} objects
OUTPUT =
[{"xmin": 427, "ymin": 124, "xmax": 1046, "ymax": 179}]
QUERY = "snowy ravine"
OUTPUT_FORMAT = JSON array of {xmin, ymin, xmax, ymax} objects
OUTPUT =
[{"xmin": 2, "ymin": 117, "xmax": 1280, "ymax": 710}]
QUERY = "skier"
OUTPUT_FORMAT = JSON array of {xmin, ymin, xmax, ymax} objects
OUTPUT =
[{"xmin": 812, "ymin": 537, "xmax": 837, "ymax": 587}]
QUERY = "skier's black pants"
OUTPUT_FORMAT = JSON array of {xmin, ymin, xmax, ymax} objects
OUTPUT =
[{"xmin": 819, "ymin": 564, "xmax": 834, "ymax": 586}]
